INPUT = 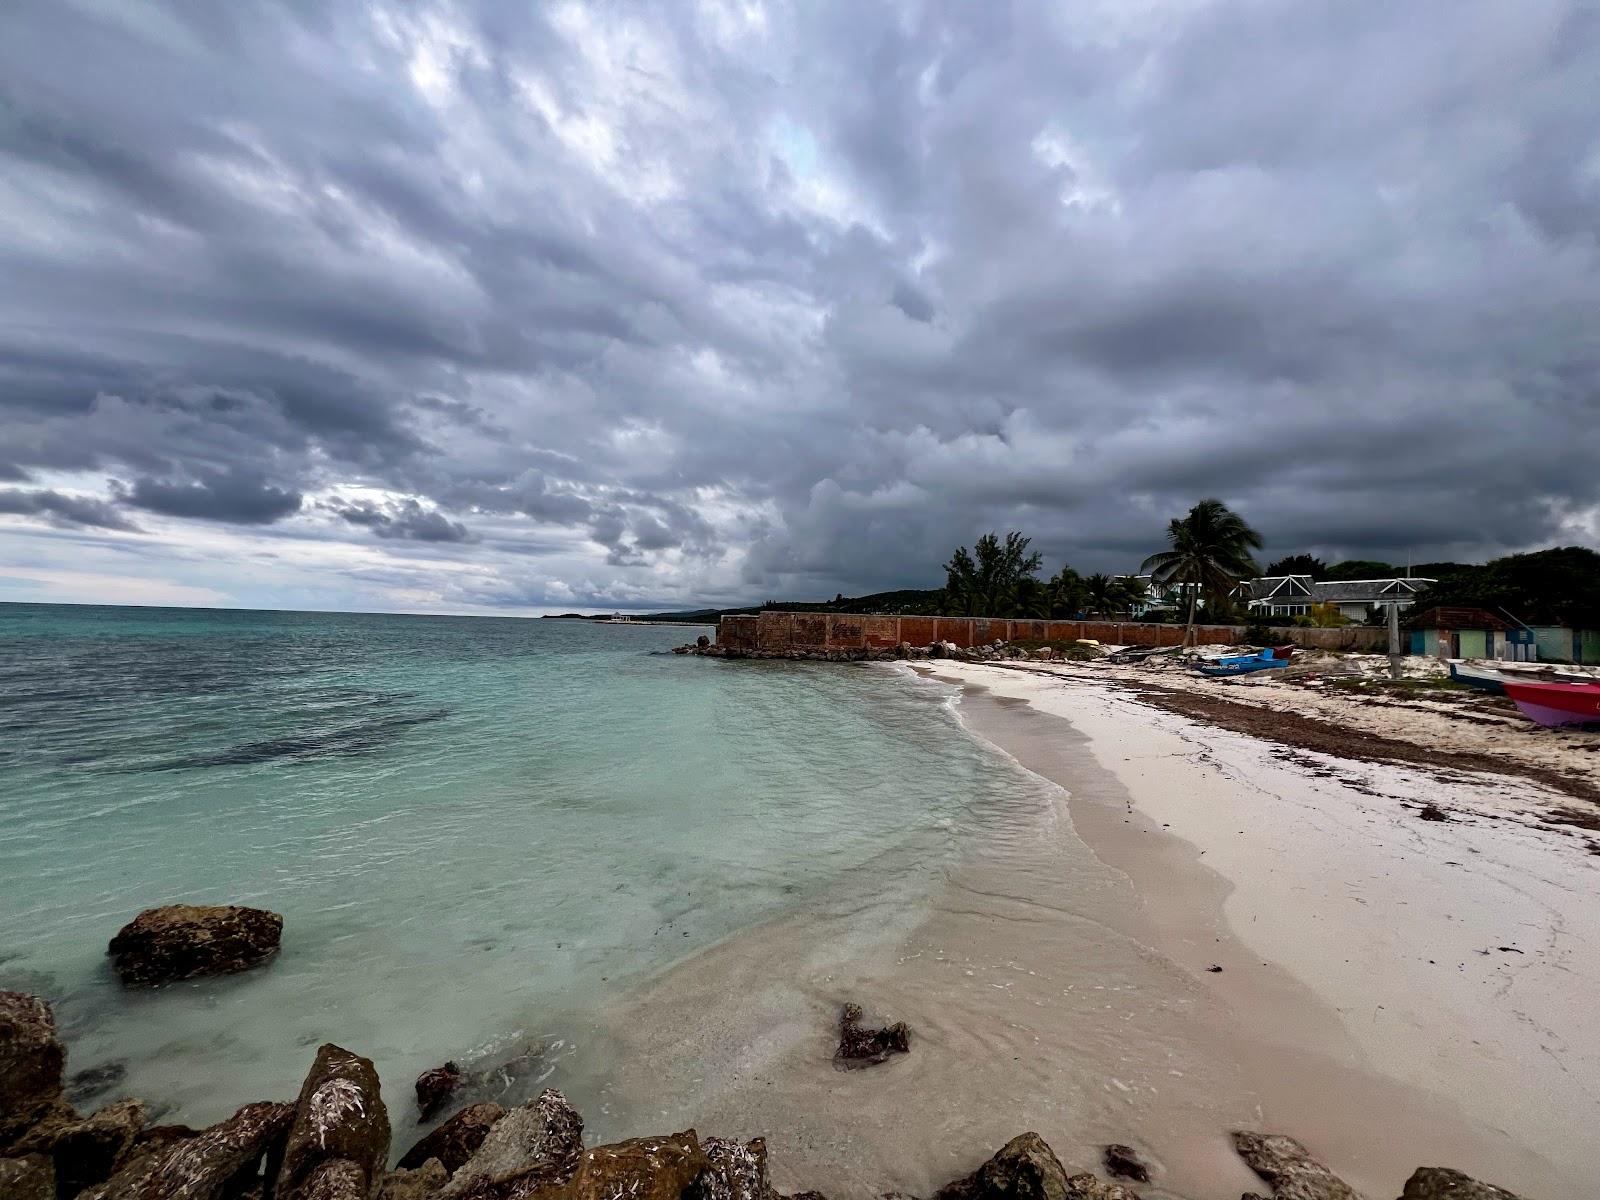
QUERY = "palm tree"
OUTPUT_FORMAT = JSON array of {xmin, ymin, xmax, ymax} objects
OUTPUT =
[
  {"xmin": 1112, "ymin": 575, "xmax": 1148, "ymax": 616},
  {"xmin": 1046, "ymin": 566, "xmax": 1088, "ymax": 618},
  {"xmin": 1140, "ymin": 499, "xmax": 1264, "ymax": 646},
  {"xmin": 1084, "ymin": 573, "xmax": 1118, "ymax": 618}
]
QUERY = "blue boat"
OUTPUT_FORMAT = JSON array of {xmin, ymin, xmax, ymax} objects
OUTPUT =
[{"xmin": 1192, "ymin": 646, "xmax": 1292, "ymax": 677}]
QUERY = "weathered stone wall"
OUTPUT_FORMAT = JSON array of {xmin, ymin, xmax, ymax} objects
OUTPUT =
[{"xmin": 717, "ymin": 612, "xmax": 1387, "ymax": 654}]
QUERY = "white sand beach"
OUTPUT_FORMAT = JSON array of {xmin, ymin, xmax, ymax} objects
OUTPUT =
[{"xmin": 583, "ymin": 659, "xmax": 1600, "ymax": 1200}]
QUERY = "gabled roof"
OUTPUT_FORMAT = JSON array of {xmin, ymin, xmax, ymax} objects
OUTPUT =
[
  {"xmin": 1248, "ymin": 575, "xmax": 1314, "ymax": 601},
  {"xmin": 1311, "ymin": 578, "xmax": 1434, "ymax": 603}
]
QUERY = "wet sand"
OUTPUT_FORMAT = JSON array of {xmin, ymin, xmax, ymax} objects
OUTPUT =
[{"xmin": 575, "ymin": 663, "xmax": 1597, "ymax": 1199}]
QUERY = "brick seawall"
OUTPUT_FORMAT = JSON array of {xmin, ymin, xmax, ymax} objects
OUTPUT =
[{"xmin": 716, "ymin": 611, "xmax": 1387, "ymax": 655}]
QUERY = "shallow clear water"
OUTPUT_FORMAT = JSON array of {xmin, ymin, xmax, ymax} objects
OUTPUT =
[{"xmin": 0, "ymin": 603, "xmax": 1050, "ymax": 1128}]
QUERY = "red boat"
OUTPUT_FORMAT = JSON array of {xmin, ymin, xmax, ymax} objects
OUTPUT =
[{"xmin": 1502, "ymin": 679, "xmax": 1600, "ymax": 728}]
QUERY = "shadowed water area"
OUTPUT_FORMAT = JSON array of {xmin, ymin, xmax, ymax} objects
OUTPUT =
[{"xmin": 0, "ymin": 603, "xmax": 1059, "ymax": 1133}]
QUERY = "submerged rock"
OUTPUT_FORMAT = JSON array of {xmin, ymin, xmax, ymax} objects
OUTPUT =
[
  {"xmin": 439, "ymin": 1089, "xmax": 583, "ymax": 1199},
  {"xmin": 107, "ymin": 905, "xmax": 283, "ymax": 987},
  {"xmin": 0, "ymin": 990, "xmax": 67, "ymax": 1149},
  {"xmin": 399, "ymin": 1102, "xmax": 505, "ymax": 1174},
  {"xmin": 416, "ymin": 1062, "xmax": 464, "ymax": 1121},
  {"xmin": 1101, "ymin": 1144, "xmax": 1150, "ymax": 1183},
  {"xmin": 65, "ymin": 1063, "xmax": 127, "ymax": 1108},
  {"xmin": 276, "ymin": 1044, "xmax": 390, "ymax": 1200},
  {"xmin": 836, "ymin": 1002, "xmax": 910, "ymax": 1067},
  {"xmin": 1231, "ymin": 1132, "xmax": 1361, "ymax": 1200},
  {"xmin": 1400, "ymin": 1168, "xmax": 1526, "ymax": 1200}
]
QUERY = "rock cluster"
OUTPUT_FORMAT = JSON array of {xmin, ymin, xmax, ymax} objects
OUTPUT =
[
  {"xmin": 106, "ymin": 904, "xmax": 283, "ymax": 987},
  {"xmin": 0, "ymin": 989, "xmax": 1538, "ymax": 1200},
  {"xmin": 674, "ymin": 638, "xmax": 1074, "ymax": 664}
]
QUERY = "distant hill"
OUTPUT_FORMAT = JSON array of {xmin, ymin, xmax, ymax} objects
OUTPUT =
[{"xmin": 542, "ymin": 587, "xmax": 945, "ymax": 624}]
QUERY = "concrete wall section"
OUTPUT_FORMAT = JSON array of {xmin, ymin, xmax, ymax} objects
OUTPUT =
[{"xmin": 717, "ymin": 612, "xmax": 1389, "ymax": 654}]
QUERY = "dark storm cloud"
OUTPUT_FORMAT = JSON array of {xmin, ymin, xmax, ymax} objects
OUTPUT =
[
  {"xmin": 0, "ymin": 488, "xmax": 140, "ymax": 532},
  {"xmin": 334, "ymin": 499, "xmax": 473, "ymax": 543},
  {"xmin": 1, "ymin": 0, "xmax": 1597, "ymax": 609},
  {"xmin": 117, "ymin": 470, "xmax": 303, "ymax": 525}
]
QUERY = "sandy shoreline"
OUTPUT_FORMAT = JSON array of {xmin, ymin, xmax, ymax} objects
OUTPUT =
[
  {"xmin": 572, "ymin": 658, "xmax": 1598, "ymax": 1200},
  {"xmin": 930, "ymin": 661, "xmax": 1600, "ymax": 1198}
]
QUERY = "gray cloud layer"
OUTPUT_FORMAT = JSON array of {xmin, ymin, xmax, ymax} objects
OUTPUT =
[{"xmin": 2, "ymin": 0, "xmax": 1597, "ymax": 611}]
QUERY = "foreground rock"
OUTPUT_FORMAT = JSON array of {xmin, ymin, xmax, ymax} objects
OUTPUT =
[
  {"xmin": 86, "ymin": 1102, "xmax": 290, "ymax": 1200},
  {"xmin": 702, "ymin": 1137, "xmax": 769, "ymax": 1200},
  {"xmin": 416, "ymin": 1062, "xmax": 465, "ymax": 1121},
  {"xmin": 276, "ymin": 1044, "xmax": 390, "ymax": 1200},
  {"xmin": 440, "ymin": 1089, "xmax": 583, "ymax": 1199},
  {"xmin": 13, "ymin": 1096, "xmax": 147, "ymax": 1197},
  {"xmin": 1400, "ymin": 1168, "xmax": 1527, "ymax": 1200},
  {"xmin": 835, "ymin": 1002, "xmax": 910, "ymax": 1067},
  {"xmin": 380, "ymin": 1158, "xmax": 450, "ymax": 1200},
  {"xmin": 933, "ymin": 1132, "xmax": 1136, "ymax": 1200},
  {"xmin": 0, "ymin": 1154, "xmax": 55, "ymax": 1200},
  {"xmin": 108, "ymin": 905, "xmax": 283, "ymax": 986},
  {"xmin": 400, "ymin": 1103, "xmax": 506, "ymax": 1174},
  {"xmin": 1232, "ymin": 1132, "xmax": 1361, "ymax": 1200},
  {"xmin": 1, "ymin": 991, "xmax": 68, "ymax": 1149}
]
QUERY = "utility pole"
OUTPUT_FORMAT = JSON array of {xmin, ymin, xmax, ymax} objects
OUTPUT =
[{"xmin": 1387, "ymin": 601, "xmax": 1402, "ymax": 680}]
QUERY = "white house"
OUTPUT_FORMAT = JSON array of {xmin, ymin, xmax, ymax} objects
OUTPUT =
[{"xmin": 1247, "ymin": 575, "xmax": 1434, "ymax": 621}]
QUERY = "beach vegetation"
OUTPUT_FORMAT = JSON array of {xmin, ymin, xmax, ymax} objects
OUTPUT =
[
  {"xmin": 1265, "ymin": 554, "xmax": 1327, "ymax": 578},
  {"xmin": 1141, "ymin": 499, "xmax": 1264, "ymax": 646},
  {"xmin": 941, "ymin": 532, "xmax": 1044, "ymax": 616}
]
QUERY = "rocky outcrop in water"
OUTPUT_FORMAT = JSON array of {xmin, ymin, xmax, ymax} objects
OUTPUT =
[
  {"xmin": 439, "ymin": 1089, "xmax": 583, "ymax": 1199},
  {"xmin": 275, "ymin": 1043, "xmax": 389, "ymax": 1200},
  {"xmin": 1233, "ymin": 1131, "xmax": 1363, "ymax": 1200},
  {"xmin": 107, "ymin": 904, "xmax": 283, "ymax": 986},
  {"xmin": 1100, "ymin": 1144, "xmax": 1150, "ymax": 1183},
  {"xmin": 417, "ymin": 1062, "xmax": 465, "ymax": 1121},
  {"xmin": 400, "ymin": 1103, "xmax": 506, "ymax": 1174},
  {"xmin": 835, "ymin": 1002, "xmax": 910, "ymax": 1067}
]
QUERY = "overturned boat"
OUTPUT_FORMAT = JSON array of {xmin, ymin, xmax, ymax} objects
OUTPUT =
[{"xmin": 1192, "ymin": 646, "xmax": 1292, "ymax": 677}]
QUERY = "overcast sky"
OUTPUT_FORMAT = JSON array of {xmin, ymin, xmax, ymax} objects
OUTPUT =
[{"xmin": 3, "ymin": 1, "xmax": 1598, "ymax": 614}]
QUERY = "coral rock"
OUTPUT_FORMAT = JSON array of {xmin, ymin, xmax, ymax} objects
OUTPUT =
[
  {"xmin": 399, "ymin": 1103, "xmax": 505, "ymax": 1174},
  {"xmin": 379, "ymin": 1159, "xmax": 451, "ymax": 1200},
  {"xmin": 116, "ymin": 1101, "xmax": 291, "ymax": 1200},
  {"xmin": 416, "ymin": 1063, "xmax": 464, "ymax": 1122},
  {"xmin": 440, "ymin": 1090, "xmax": 584, "ymax": 1199},
  {"xmin": 0, "ymin": 1154, "xmax": 56, "ymax": 1200},
  {"xmin": 1101, "ymin": 1144, "xmax": 1150, "ymax": 1183},
  {"xmin": 836, "ymin": 1003, "xmax": 910, "ymax": 1068},
  {"xmin": 276, "ymin": 1044, "xmax": 390, "ymax": 1200},
  {"xmin": 1231, "ymin": 1132, "xmax": 1360, "ymax": 1200},
  {"xmin": 15, "ymin": 1097, "xmax": 146, "ymax": 1197},
  {"xmin": 107, "ymin": 905, "xmax": 283, "ymax": 987},
  {"xmin": 1400, "ymin": 1168, "xmax": 1526, "ymax": 1200},
  {"xmin": 0, "ymin": 991, "xmax": 67, "ymax": 1148},
  {"xmin": 702, "ymin": 1137, "xmax": 770, "ymax": 1200},
  {"xmin": 933, "ymin": 1132, "xmax": 1072, "ymax": 1200}
]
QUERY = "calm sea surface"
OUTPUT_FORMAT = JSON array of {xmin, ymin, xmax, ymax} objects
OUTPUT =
[{"xmin": 0, "ymin": 603, "xmax": 1052, "ymax": 1128}]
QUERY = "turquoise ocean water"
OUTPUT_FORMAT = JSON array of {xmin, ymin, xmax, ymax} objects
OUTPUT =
[{"xmin": 0, "ymin": 603, "xmax": 1051, "ymax": 1130}]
